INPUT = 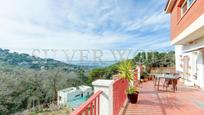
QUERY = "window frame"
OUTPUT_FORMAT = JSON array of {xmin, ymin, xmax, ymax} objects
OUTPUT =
[
  {"xmin": 180, "ymin": 0, "xmax": 195, "ymax": 16},
  {"xmin": 188, "ymin": 0, "xmax": 195, "ymax": 7},
  {"xmin": 181, "ymin": 0, "xmax": 187, "ymax": 16}
]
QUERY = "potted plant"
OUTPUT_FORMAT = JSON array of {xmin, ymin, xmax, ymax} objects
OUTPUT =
[
  {"xmin": 127, "ymin": 86, "xmax": 139, "ymax": 103},
  {"xmin": 140, "ymin": 71, "xmax": 148, "ymax": 82},
  {"xmin": 118, "ymin": 60, "xmax": 140, "ymax": 104},
  {"xmin": 118, "ymin": 60, "xmax": 134, "ymax": 83}
]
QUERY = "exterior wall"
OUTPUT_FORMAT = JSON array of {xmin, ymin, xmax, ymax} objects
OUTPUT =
[
  {"xmin": 137, "ymin": 65, "xmax": 142, "ymax": 80},
  {"xmin": 175, "ymin": 45, "xmax": 183, "ymax": 72},
  {"xmin": 191, "ymin": 52, "xmax": 199, "ymax": 85},
  {"xmin": 196, "ymin": 51, "xmax": 204, "ymax": 88},
  {"xmin": 81, "ymin": 88, "xmax": 92, "ymax": 97},
  {"xmin": 170, "ymin": 0, "xmax": 204, "ymax": 40},
  {"xmin": 182, "ymin": 37, "xmax": 204, "ymax": 52},
  {"xmin": 169, "ymin": 0, "xmax": 204, "ymax": 89},
  {"xmin": 58, "ymin": 91, "xmax": 67, "ymax": 105},
  {"xmin": 175, "ymin": 51, "xmax": 193, "ymax": 86},
  {"xmin": 67, "ymin": 90, "xmax": 82, "ymax": 101},
  {"xmin": 175, "ymin": 45, "xmax": 204, "ymax": 88},
  {"xmin": 58, "ymin": 87, "xmax": 92, "ymax": 106}
]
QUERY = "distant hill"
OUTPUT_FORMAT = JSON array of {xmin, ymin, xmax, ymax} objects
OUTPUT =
[
  {"xmin": 0, "ymin": 48, "xmax": 90, "ymax": 72},
  {"xmin": 68, "ymin": 60, "xmax": 117, "ymax": 68}
]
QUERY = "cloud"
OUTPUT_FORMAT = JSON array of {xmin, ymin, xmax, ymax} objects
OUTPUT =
[{"xmin": 0, "ymin": 0, "xmax": 172, "ymax": 61}]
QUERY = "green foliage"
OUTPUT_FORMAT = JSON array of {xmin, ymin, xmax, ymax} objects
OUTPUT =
[
  {"xmin": 126, "ymin": 86, "xmax": 139, "ymax": 94},
  {"xmin": 0, "ymin": 48, "xmax": 90, "ymax": 114},
  {"xmin": 141, "ymin": 71, "xmax": 149, "ymax": 79},
  {"xmin": 133, "ymin": 51, "xmax": 175, "ymax": 73},
  {"xmin": 133, "ymin": 51, "xmax": 175, "ymax": 68},
  {"xmin": 0, "ymin": 68, "xmax": 87, "ymax": 114},
  {"xmin": 88, "ymin": 51, "xmax": 175, "ymax": 81},
  {"xmin": 88, "ymin": 63, "xmax": 118, "ymax": 83},
  {"xmin": 118, "ymin": 60, "xmax": 134, "ymax": 82}
]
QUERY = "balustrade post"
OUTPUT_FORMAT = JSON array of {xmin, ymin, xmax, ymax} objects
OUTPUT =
[{"xmin": 92, "ymin": 79, "xmax": 114, "ymax": 115}]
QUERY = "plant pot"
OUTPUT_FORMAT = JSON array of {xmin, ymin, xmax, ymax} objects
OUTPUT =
[
  {"xmin": 128, "ymin": 93, "xmax": 138, "ymax": 104},
  {"xmin": 144, "ymin": 78, "xmax": 148, "ymax": 82},
  {"xmin": 148, "ymin": 76, "xmax": 152, "ymax": 80}
]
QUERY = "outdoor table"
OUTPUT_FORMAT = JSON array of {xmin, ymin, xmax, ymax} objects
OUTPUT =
[{"xmin": 154, "ymin": 74, "xmax": 177, "ymax": 91}]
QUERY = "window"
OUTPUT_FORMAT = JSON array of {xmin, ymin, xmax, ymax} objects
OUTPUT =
[
  {"xmin": 188, "ymin": 0, "xmax": 194, "ymax": 6},
  {"xmin": 75, "ymin": 94, "xmax": 80, "ymax": 97},
  {"xmin": 181, "ymin": 1, "xmax": 187, "ymax": 15},
  {"xmin": 181, "ymin": 0, "xmax": 195, "ymax": 16}
]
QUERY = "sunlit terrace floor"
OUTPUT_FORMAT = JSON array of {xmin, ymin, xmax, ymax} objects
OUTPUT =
[{"xmin": 123, "ymin": 81, "xmax": 204, "ymax": 115}]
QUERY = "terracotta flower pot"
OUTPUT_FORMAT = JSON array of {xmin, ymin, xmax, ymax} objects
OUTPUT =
[{"xmin": 128, "ymin": 93, "xmax": 138, "ymax": 104}]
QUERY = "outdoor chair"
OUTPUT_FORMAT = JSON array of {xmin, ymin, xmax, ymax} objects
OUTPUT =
[{"xmin": 163, "ymin": 76, "xmax": 181, "ymax": 92}]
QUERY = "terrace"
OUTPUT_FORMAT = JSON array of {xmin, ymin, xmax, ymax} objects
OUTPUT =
[
  {"xmin": 123, "ymin": 81, "xmax": 204, "ymax": 115},
  {"xmin": 71, "ymin": 75, "xmax": 204, "ymax": 115}
]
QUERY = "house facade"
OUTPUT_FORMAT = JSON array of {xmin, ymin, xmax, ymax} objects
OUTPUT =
[
  {"xmin": 57, "ymin": 85, "xmax": 92, "ymax": 106},
  {"xmin": 165, "ymin": 0, "xmax": 204, "ymax": 88}
]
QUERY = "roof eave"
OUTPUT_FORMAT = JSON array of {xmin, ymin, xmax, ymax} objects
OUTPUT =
[{"xmin": 165, "ymin": 0, "xmax": 177, "ymax": 13}]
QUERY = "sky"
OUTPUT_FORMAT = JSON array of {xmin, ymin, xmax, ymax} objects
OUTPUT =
[{"xmin": 0, "ymin": 0, "xmax": 172, "ymax": 62}]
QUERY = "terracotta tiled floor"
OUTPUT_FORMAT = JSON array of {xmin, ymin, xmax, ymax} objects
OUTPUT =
[{"xmin": 123, "ymin": 81, "xmax": 204, "ymax": 115}]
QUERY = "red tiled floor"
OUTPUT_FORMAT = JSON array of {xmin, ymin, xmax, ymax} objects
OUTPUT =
[{"xmin": 123, "ymin": 81, "xmax": 204, "ymax": 115}]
